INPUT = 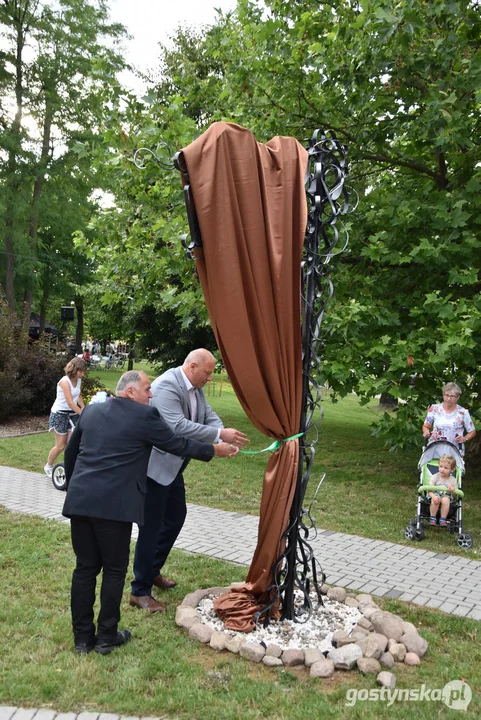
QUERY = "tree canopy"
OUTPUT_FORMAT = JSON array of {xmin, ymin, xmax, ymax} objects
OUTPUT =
[{"xmin": 2, "ymin": 0, "xmax": 481, "ymax": 450}]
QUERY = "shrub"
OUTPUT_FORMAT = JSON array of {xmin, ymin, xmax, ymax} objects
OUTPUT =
[{"xmin": 0, "ymin": 298, "xmax": 65, "ymax": 422}]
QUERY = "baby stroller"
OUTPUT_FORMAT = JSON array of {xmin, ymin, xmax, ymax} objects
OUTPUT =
[{"xmin": 404, "ymin": 440, "xmax": 473, "ymax": 549}]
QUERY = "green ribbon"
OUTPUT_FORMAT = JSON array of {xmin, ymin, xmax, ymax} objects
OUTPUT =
[{"xmin": 239, "ymin": 432, "xmax": 304, "ymax": 455}]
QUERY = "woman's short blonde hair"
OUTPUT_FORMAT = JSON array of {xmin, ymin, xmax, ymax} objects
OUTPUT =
[
  {"xmin": 64, "ymin": 357, "xmax": 87, "ymax": 378},
  {"xmin": 443, "ymin": 382, "xmax": 461, "ymax": 397}
]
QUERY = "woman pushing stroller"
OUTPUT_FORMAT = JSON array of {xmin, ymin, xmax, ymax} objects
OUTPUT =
[{"xmin": 422, "ymin": 382, "xmax": 476, "ymax": 455}]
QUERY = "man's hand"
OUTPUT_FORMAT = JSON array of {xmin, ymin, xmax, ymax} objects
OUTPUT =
[
  {"xmin": 219, "ymin": 428, "xmax": 249, "ymax": 447},
  {"xmin": 214, "ymin": 442, "xmax": 239, "ymax": 458}
]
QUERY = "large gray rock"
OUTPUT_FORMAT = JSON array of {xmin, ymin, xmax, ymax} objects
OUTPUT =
[
  {"xmin": 401, "ymin": 621, "xmax": 418, "ymax": 635},
  {"xmin": 209, "ymin": 631, "xmax": 228, "ymax": 651},
  {"xmin": 189, "ymin": 623, "xmax": 213, "ymax": 643},
  {"xmin": 401, "ymin": 632, "xmax": 428, "ymax": 658},
  {"xmin": 344, "ymin": 597, "xmax": 359, "ymax": 608},
  {"xmin": 356, "ymin": 633, "xmax": 388, "ymax": 660},
  {"xmin": 225, "ymin": 635, "xmax": 246, "ymax": 654},
  {"xmin": 357, "ymin": 617, "xmax": 374, "ymax": 631},
  {"xmin": 263, "ymin": 655, "xmax": 283, "ymax": 667},
  {"xmin": 377, "ymin": 671, "xmax": 397, "ymax": 689},
  {"xmin": 240, "ymin": 642, "xmax": 266, "ymax": 663},
  {"xmin": 304, "ymin": 648, "xmax": 324, "ymax": 667},
  {"xmin": 380, "ymin": 651, "xmax": 395, "ymax": 669},
  {"xmin": 282, "ymin": 649, "xmax": 305, "ymax": 667},
  {"xmin": 390, "ymin": 642, "xmax": 407, "ymax": 662},
  {"xmin": 357, "ymin": 657, "xmax": 382, "ymax": 674},
  {"xmin": 310, "ymin": 658, "xmax": 335, "ymax": 678},
  {"xmin": 328, "ymin": 644, "xmax": 363, "ymax": 670},
  {"xmin": 175, "ymin": 606, "xmax": 200, "ymax": 629},
  {"xmin": 265, "ymin": 644, "xmax": 283, "ymax": 658},
  {"xmin": 352, "ymin": 625, "xmax": 369, "ymax": 637},
  {"xmin": 356, "ymin": 594, "xmax": 374, "ymax": 604},
  {"xmin": 332, "ymin": 630, "xmax": 355, "ymax": 647},
  {"xmin": 327, "ymin": 586, "xmax": 347, "ymax": 603},
  {"xmin": 362, "ymin": 605, "xmax": 381, "ymax": 620},
  {"xmin": 370, "ymin": 612, "xmax": 405, "ymax": 642},
  {"xmin": 404, "ymin": 652, "xmax": 421, "ymax": 666}
]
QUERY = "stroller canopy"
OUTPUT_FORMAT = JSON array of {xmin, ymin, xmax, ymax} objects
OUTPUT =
[{"xmin": 418, "ymin": 440, "xmax": 465, "ymax": 473}]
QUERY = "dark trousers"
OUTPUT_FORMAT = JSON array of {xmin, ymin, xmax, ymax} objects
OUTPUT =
[
  {"xmin": 70, "ymin": 516, "xmax": 132, "ymax": 644},
  {"xmin": 131, "ymin": 470, "xmax": 186, "ymax": 597}
]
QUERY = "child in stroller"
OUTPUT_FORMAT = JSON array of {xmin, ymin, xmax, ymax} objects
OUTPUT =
[{"xmin": 404, "ymin": 440, "xmax": 473, "ymax": 549}]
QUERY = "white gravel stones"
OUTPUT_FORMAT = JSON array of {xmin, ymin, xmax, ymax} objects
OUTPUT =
[
  {"xmin": 196, "ymin": 594, "xmax": 362, "ymax": 653},
  {"xmin": 179, "ymin": 585, "xmax": 429, "ymax": 678}
]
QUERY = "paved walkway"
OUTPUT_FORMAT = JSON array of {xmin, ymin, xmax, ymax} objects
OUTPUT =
[
  {"xmin": 1, "ymin": 465, "xmax": 481, "ymax": 621},
  {"xmin": 0, "ymin": 709, "xmax": 156, "ymax": 720}
]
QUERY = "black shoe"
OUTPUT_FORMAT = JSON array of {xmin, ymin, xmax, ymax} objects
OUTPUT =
[
  {"xmin": 94, "ymin": 629, "xmax": 132, "ymax": 655},
  {"xmin": 74, "ymin": 637, "xmax": 96, "ymax": 655}
]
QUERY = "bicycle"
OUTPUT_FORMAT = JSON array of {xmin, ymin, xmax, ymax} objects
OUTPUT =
[{"xmin": 51, "ymin": 414, "xmax": 77, "ymax": 491}]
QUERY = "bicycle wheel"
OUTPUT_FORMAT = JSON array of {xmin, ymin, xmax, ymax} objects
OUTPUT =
[{"xmin": 52, "ymin": 463, "xmax": 68, "ymax": 491}]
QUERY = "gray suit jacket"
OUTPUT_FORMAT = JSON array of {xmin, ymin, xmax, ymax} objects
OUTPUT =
[{"xmin": 147, "ymin": 366, "xmax": 223, "ymax": 485}]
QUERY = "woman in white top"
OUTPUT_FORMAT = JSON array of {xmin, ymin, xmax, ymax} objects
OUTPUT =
[{"xmin": 44, "ymin": 357, "xmax": 86, "ymax": 477}]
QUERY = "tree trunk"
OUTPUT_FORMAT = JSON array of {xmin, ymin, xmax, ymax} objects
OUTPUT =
[
  {"xmin": 2, "ymin": 4, "xmax": 28, "ymax": 310},
  {"xmin": 75, "ymin": 295, "xmax": 84, "ymax": 354},
  {"xmin": 23, "ymin": 95, "xmax": 55, "ymax": 322},
  {"xmin": 379, "ymin": 393, "xmax": 398, "ymax": 409}
]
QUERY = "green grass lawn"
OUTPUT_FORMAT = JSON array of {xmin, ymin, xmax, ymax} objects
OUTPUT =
[
  {"xmin": 1, "ymin": 378, "xmax": 480, "ymax": 557},
  {"xmin": 0, "ymin": 509, "xmax": 480, "ymax": 720}
]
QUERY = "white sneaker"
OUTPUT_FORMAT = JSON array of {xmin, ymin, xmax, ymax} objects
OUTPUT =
[{"xmin": 44, "ymin": 463, "xmax": 53, "ymax": 478}]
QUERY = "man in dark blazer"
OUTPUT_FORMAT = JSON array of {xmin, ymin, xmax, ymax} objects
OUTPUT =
[
  {"xmin": 63, "ymin": 370, "xmax": 238, "ymax": 655},
  {"xmin": 130, "ymin": 349, "xmax": 248, "ymax": 611}
]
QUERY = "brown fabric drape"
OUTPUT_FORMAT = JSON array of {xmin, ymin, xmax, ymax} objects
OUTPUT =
[{"xmin": 181, "ymin": 122, "xmax": 308, "ymax": 631}]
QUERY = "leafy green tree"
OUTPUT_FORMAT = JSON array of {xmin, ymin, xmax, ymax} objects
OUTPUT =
[
  {"xmin": 0, "ymin": 0, "xmax": 126, "ymax": 319},
  {"xmin": 160, "ymin": 0, "xmax": 481, "ymax": 451}
]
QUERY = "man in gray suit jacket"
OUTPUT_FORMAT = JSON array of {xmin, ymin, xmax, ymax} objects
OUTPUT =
[
  {"xmin": 130, "ymin": 349, "xmax": 248, "ymax": 611},
  {"xmin": 63, "ymin": 370, "xmax": 238, "ymax": 655}
]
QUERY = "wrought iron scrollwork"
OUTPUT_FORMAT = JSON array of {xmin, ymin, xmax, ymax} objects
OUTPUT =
[
  {"xmin": 173, "ymin": 150, "xmax": 204, "ymax": 260},
  {"xmin": 256, "ymin": 130, "xmax": 357, "ymax": 625},
  {"xmin": 133, "ymin": 141, "xmax": 175, "ymax": 170},
  {"xmin": 173, "ymin": 129, "xmax": 356, "ymax": 626}
]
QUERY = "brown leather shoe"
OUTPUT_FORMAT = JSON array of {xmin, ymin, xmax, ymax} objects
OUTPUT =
[
  {"xmin": 153, "ymin": 574, "xmax": 177, "ymax": 590},
  {"xmin": 129, "ymin": 594, "xmax": 166, "ymax": 613}
]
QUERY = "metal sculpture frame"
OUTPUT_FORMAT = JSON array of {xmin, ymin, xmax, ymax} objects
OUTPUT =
[{"xmin": 171, "ymin": 130, "xmax": 355, "ymax": 625}]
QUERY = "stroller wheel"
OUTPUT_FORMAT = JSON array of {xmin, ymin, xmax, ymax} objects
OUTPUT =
[
  {"xmin": 404, "ymin": 525, "xmax": 415, "ymax": 541},
  {"xmin": 52, "ymin": 463, "xmax": 67, "ymax": 491},
  {"xmin": 456, "ymin": 532, "xmax": 473, "ymax": 550},
  {"xmin": 415, "ymin": 526, "xmax": 425, "ymax": 541}
]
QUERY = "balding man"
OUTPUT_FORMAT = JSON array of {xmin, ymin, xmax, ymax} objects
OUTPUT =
[
  {"xmin": 62, "ymin": 370, "xmax": 238, "ymax": 655},
  {"xmin": 131, "ymin": 350, "xmax": 248, "ymax": 611}
]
